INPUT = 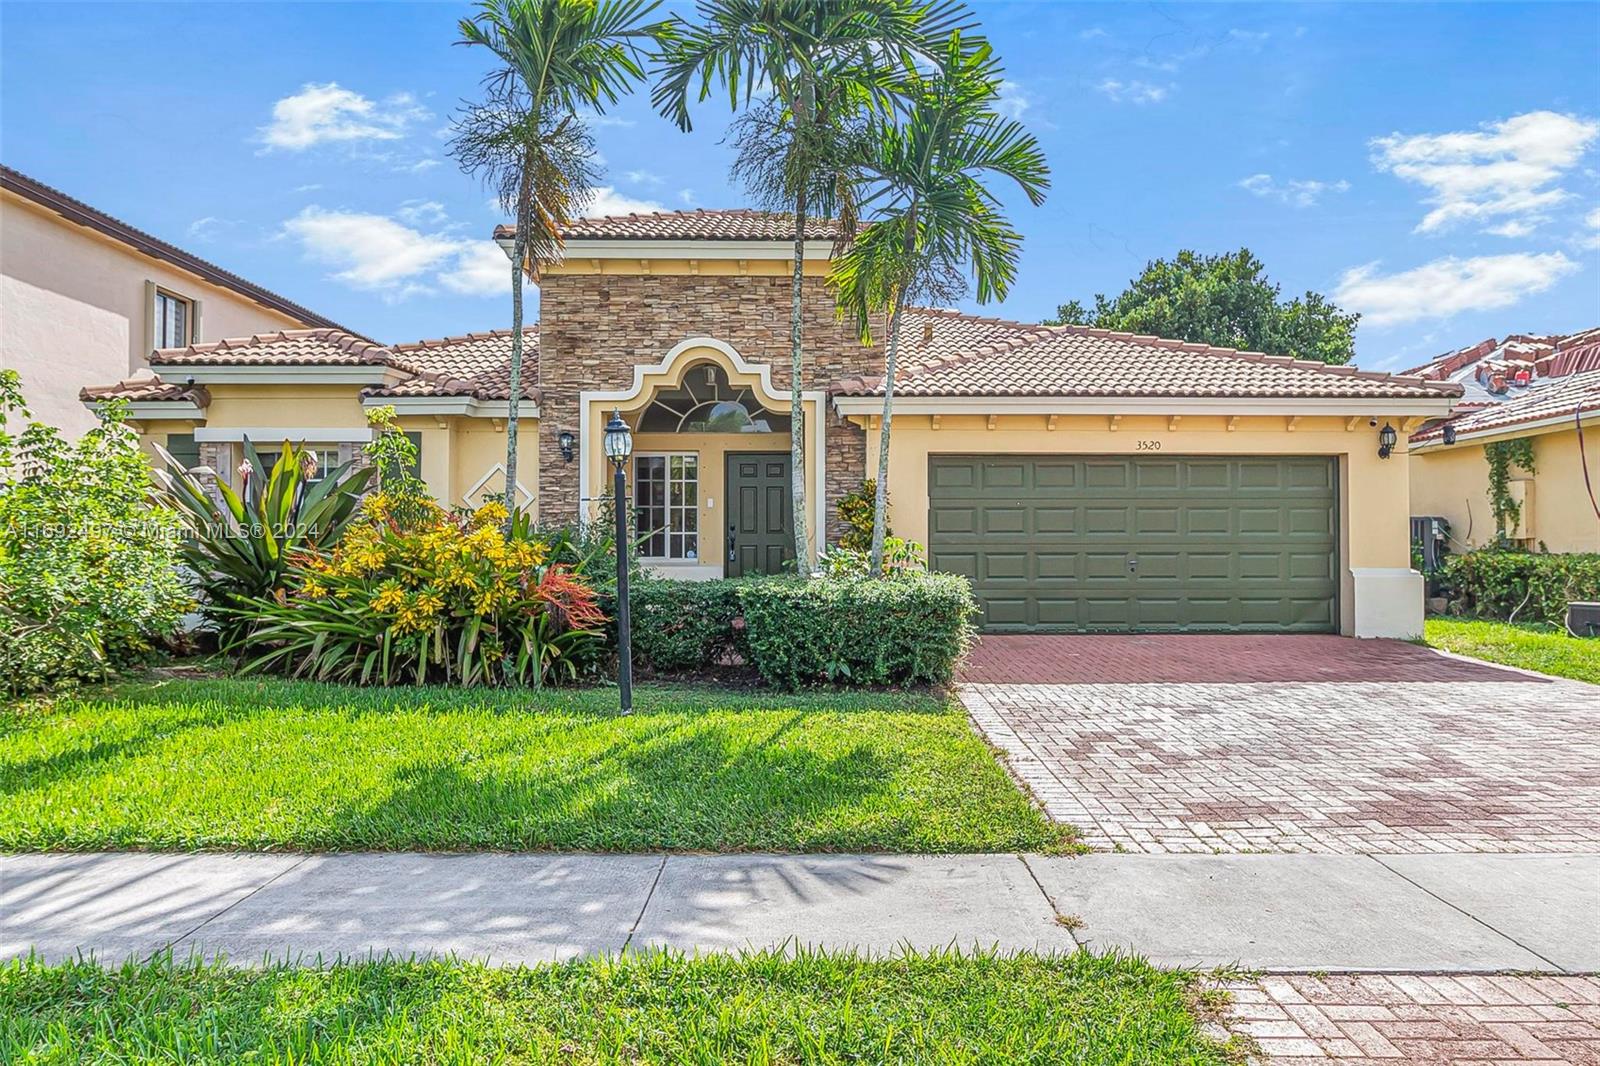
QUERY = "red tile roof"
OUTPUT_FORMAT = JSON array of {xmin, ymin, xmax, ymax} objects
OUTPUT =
[
  {"xmin": 92, "ymin": 327, "xmax": 539, "ymax": 405},
  {"xmin": 2, "ymin": 164, "xmax": 356, "ymax": 334},
  {"xmin": 493, "ymin": 208, "xmax": 841, "ymax": 243},
  {"xmin": 79, "ymin": 374, "xmax": 209, "ymax": 406},
  {"xmin": 834, "ymin": 308, "xmax": 1462, "ymax": 401},
  {"xmin": 1412, "ymin": 369, "xmax": 1600, "ymax": 443}
]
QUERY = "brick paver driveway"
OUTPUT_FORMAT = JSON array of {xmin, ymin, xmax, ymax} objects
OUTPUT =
[{"xmin": 960, "ymin": 635, "xmax": 1600, "ymax": 854}]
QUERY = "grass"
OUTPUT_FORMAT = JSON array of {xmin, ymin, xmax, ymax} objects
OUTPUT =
[
  {"xmin": 1423, "ymin": 618, "xmax": 1600, "ymax": 684},
  {"xmin": 0, "ymin": 949, "xmax": 1243, "ymax": 1065},
  {"xmin": 0, "ymin": 677, "xmax": 1075, "ymax": 854}
]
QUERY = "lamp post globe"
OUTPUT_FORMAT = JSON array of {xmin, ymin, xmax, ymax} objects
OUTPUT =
[{"xmin": 605, "ymin": 409, "xmax": 634, "ymax": 715}]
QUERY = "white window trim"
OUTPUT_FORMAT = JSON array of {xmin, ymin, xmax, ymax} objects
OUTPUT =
[{"xmin": 633, "ymin": 450, "xmax": 701, "ymax": 563}]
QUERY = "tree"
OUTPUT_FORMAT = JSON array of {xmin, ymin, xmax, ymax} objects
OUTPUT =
[
  {"xmin": 652, "ymin": 0, "xmax": 974, "ymax": 573},
  {"xmin": 1045, "ymin": 248, "xmax": 1359, "ymax": 365},
  {"xmin": 831, "ymin": 33, "xmax": 1048, "ymax": 574},
  {"xmin": 454, "ymin": 0, "xmax": 668, "ymax": 532}
]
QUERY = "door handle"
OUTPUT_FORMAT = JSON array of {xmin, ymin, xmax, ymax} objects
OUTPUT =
[{"xmin": 728, "ymin": 524, "xmax": 736, "ymax": 562}]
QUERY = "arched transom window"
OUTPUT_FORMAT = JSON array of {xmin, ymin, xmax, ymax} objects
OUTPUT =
[{"xmin": 637, "ymin": 362, "xmax": 791, "ymax": 434}]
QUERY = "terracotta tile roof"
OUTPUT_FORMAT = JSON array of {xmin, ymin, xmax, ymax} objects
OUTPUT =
[
  {"xmin": 1412, "ymin": 369, "xmax": 1600, "ymax": 443},
  {"xmin": 2, "ymin": 164, "xmax": 356, "ymax": 334},
  {"xmin": 493, "ymin": 208, "xmax": 841, "ymax": 243},
  {"xmin": 148, "ymin": 328, "xmax": 393, "ymax": 367},
  {"xmin": 371, "ymin": 328, "xmax": 540, "ymax": 401},
  {"xmin": 1402, "ymin": 326, "xmax": 1600, "ymax": 400},
  {"xmin": 79, "ymin": 373, "xmax": 209, "ymax": 406},
  {"xmin": 834, "ymin": 307, "xmax": 1462, "ymax": 401}
]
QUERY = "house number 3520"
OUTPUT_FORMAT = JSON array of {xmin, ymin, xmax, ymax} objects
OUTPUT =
[{"xmin": 1136, "ymin": 439, "xmax": 1161, "ymax": 451}]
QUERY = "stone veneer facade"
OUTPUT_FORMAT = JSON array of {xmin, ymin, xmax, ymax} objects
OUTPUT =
[{"xmin": 535, "ymin": 272, "xmax": 882, "ymax": 544}]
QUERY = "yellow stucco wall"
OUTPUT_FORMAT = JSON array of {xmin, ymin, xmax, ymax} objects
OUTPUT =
[
  {"xmin": 1412, "ymin": 426, "xmax": 1600, "ymax": 552},
  {"xmin": 862, "ymin": 413, "xmax": 1415, "ymax": 636},
  {"xmin": 2, "ymin": 192, "xmax": 308, "ymax": 436}
]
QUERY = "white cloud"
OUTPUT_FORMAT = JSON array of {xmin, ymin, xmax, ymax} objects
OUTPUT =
[
  {"xmin": 403, "ymin": 158, "xmax": 441, "ymax": 173},
  {"xmin": 580, "ymin": 110, "xmax": 635, "ymax": 128},
  {"xmin": 282, "ymin": 204, "xmax": 507, "ymax": 301},
  {"xmin": 1238, "ymin": 173, "xmax": 1350, "ymax": 208},
  {"xmin": 1370, "ymin": 110, "xmax": 1600, "ymax": 235},
  {"xmin": 439, "ymin": 241, "xmax": 512, "ymax": 297},
  {"xmin": 1333, "ymin": 252, "xmax": 1578, "ymax": 327},
  {"xmin": 1578, "ymin": 206, "xmax": 1600, "ymax": 250},
  {"xmin": 995, "ymin": 80, "xmax": 1032, "ymax": 121},
  {"xmin": 678, "ymin": 188, "xmax": 697, "ymax": 206},
  {"xmin": 186, "ymin": 216, "xmax": 238, "ymax": 242},
  {"xmin": 1078, "ymin": 27, "xmax": 1107, "ymax": 40},
  {"xmin": 1095, "ymin": 78, "xmax": 1168, "ymax": 105},
  {"xmin": 396, "ymin": 199, "xmax": 450, "ymax": 227},
  {"xmin": 624, "ymin": 169, "xmax": 664, "ymax": 186},
  {"xmin": 259, "ymin": 83, "xmax": 429, "ymax": 152},
  {"xmin": 584, "ymin": 186, "xmax": 664, "ymax": 217},
  {"xmin": 1486, "ymin": 219, "xmax": 1536, "ymax": 238},
  {"xmin": 292, "ymin": 183, "xmax": 323, "ymax": 194}
]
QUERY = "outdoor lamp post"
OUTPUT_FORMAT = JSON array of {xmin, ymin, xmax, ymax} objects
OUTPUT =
[{"xmin": 603, "ymin": 409, "xmax": 634, "ymax": 715}]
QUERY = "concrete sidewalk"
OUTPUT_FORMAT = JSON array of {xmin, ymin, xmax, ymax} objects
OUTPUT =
[{"xmin": 3, "ymin": 851, "xmax": 1594, "ymax": 972}]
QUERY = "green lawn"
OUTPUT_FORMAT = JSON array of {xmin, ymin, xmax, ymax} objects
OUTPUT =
[
  {"xmin": 0, "ymin": 677, "xmax": 1074, "ymax": 854},
  {"xmin": 1424, "ymin": 618, "xmax": 1600, "ymax": 684},
  {"xmin": 0, "ymin": 950, "xmax": 1242, "ymax": 1065}
]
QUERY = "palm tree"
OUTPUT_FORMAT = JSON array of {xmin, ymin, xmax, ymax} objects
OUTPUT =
[
  {"xmin": 831, "ymin": 34, "xmax": 1049, "ymax": 574},
  {"xmin": 652, "ymin": 0, "xmax": 975, "ymax": 573},
  {"xmin": 454, "ymin": 0, "xmax": 668, "ymax": 530}
]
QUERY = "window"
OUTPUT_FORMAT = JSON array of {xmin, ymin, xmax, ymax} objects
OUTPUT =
[
  {"xmin": 253, "ymin": 446, "xmax": 343, "ymax": 487},
  {"xmin": 154, "ymin": 290, "xmax": 191, "ymax": 349},
  {"xmin": 637, "ymin": 362, "xmax": 790, "ymax": 434},
  {"xmin": 634, "ymin": 453, "xmax": 698, "ymax": 560},
  {"xmin": 165, "ymin": 433, "xmax": 200, "ymax": 472}
]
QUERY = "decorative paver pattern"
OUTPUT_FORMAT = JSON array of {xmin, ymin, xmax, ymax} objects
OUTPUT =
[
  {"xmin": 960, "ymin": 636, "xmax": 1600, "ymax": 854},
  {"xmin": 1224, "ymin": 973, "xmax": 1600, "ymax": 1064}
]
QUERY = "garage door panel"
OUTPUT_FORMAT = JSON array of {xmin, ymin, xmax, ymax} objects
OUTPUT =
[{"xmin": 929, "ymin": 455, "xmax": 1336, "ymax": 634}]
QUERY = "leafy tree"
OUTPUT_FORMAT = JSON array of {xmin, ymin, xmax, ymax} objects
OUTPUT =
[
  {"xmin": 0, "ymin": 370, "xmax": 188, "ymax": 693},
  {"xmin": 453, "ymin": 0, "xmax": 669, "ymax": 532},
  {"xmin": 653, "ymin": 0, "xmax": 975, "ymax": 572},
  {"xmin": 831, "ymin": 33, "xmax": 1048, "ymax": 574},
  {"xmin": 1045, "ymin": 248, "xmax": 1359, "ymax": 365}
]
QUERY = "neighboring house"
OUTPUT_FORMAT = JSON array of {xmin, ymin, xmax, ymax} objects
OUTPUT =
[
  {"xmin": 1407, "ymin": 330, "xmax": 1600, "ymax": 553},
  {"xmin": 0, "ymin": 164, "xmax": 347, "ymax": 435},
  {"xmin": 83, "ymin": 209, "xmax": 1461, "ymax": 638}
]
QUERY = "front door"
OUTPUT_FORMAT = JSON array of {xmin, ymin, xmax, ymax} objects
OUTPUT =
[{"xmin": 725, "ymin": 452, "xmax": 794, "ymax": 576}]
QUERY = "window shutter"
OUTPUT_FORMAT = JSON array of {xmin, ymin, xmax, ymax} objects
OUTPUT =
[
  {"xmin": 142, "ymin": 281, "xmax": 158, "ymax": 368},
  {"xmin": 190, "ymin": 297, "xmax": 203, "ymax": 344}
]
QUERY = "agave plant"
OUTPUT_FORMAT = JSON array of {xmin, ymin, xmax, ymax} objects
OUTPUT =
[{"xmin": 151, "ymin": 437, "xmax": 374, "ymax": 630}]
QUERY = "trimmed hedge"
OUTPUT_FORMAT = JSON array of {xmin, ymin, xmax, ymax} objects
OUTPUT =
[
  {"xmin": 629, "ymin": 578, "xmax": 745, "ymax": 673},
  {"xmin": 739, "ymin": 574, "xmax": 978, "ymax": 688},
  {"xmin": 627, "ymin": 573, "xmax": 978, "ymax": 687},
  {"xmin": 1441, "ymin": 550, "xmax": 1600, "ymax": 626}
]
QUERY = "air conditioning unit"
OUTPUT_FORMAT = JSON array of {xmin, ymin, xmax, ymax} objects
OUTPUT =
[
  {"xmin": 1409, "ymin": 515, "xmax": 1450, "ymax": 572},
  {"xmin": 1568, "ymin": 602, "xmax": 1600, "ymax": 638}
]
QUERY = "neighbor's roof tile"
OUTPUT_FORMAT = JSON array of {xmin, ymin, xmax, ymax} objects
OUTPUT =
[
  {"xmin": 493, "ymin": 208, "xmax": 841, "ymax": 243},
  {"xmin": 371, "ymin": 328, "xmax": 540, "ymax": 401},
  {"xmin": 831, "ymin": 308, "xmax": 1463, "ymax": 402},
  {"xmin": 79, "ymin": 373, "xmax": 210, "ymax": 406},
  {"xmin": 1412, "ymin": 369, "xmax": 1600, "ymax": 442}
]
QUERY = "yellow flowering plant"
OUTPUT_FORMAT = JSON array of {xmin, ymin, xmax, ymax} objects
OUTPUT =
[{"xmin": 230, "ymin": 496, "xmax": 607, "ymax": 686}]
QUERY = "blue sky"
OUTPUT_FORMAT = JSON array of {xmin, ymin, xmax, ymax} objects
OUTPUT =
[{"xmin": 3, "ymin": 1, "xmax": 1597, "ymax": 370}]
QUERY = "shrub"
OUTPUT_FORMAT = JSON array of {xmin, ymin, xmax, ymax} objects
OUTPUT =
[
  {"xmin": 153, "ymin": 437, "xmax": 373, "ymax": 635},
  {"xmin": 230, "ymin": 499, "xmax": 607, "ymax": 686},
  {"xmin": 629, "ymin": 578, "xmax": 745, "ymax": 673},
  {"xmin": 818, "ymin": 537, "xmax": 927, "ymax": 577},
  {"xmin": 836, "ymin": 480, "xmax": 881, "ymax": 553},
  {"xmin": 0, "ymin": 372, "xmax": 188, "ymax": 693},
  {"xmin": 1441, "ymin": 549, "xmax": 1600, "ymax": 626},
  {"xmin": 738, "ymin": 573, "xmax": 977, "ymax": 688}
]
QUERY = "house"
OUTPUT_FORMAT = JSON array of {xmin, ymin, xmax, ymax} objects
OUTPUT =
[
  {"xmin": 1407, "ymin": 329, "xmax": 1600, "ymax": 553},
  {"xmin": 0, "ymin": 164, "xmax": 349, "ymax": 435},
  {"xmin": 81, "ymin": 209, "xmax": 1462, "ymax": 637}
]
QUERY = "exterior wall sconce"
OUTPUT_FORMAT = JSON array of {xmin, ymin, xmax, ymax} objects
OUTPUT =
[
  {"xmin": 1377, "ymin": 422, "xmax": 1398, "ymax": 459},
  {"xmin": 557, "ymin": 429, "xmax": 575, "ymax": 463}
]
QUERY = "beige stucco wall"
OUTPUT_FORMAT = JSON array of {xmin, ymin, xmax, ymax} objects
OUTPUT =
[
  {"xmin": 1, "ymin": 192, "xmax": 309, "ymax": 436},
  {"xmin": 864, "ymin": 413, "xmax": 1417, "ymax": 636},
  {"xmin": 1412, "ymin": 426, "xmax": 1600, "ymax": 553}
]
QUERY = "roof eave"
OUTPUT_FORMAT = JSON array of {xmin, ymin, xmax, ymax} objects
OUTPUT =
[{"xmin": 832, "ymin": 394, "xmax": 1459, "ymax": 417}]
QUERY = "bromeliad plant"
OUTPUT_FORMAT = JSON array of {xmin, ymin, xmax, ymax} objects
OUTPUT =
[
  {"xmin": 152, "ymin": 438, "xmax": 374, "ymax": 634},
  {"xmin": 231, "ymin": 499, "xmax": 608, "ymax": 686}
]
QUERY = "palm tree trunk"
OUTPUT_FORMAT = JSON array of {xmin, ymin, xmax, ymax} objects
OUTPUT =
[
  {"xmin": 869, "ymin": 295, "xmax": 906, "ymax": 576},
  {"xmin": 503, "ymin": 164, "xmax": 533, "ymax": 537},
  {"xmin": 788, "ymin": 184, "xmax": 811, "ymax": 575}
]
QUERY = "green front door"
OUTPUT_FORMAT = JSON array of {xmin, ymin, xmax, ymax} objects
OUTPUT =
[
  {"xmin": 928, "ymin": 455, "xmax": 1338, "ymax": 633},
  {"xmin": 726, "ymin": 452, "xmax": 794, "ymax": 576}
]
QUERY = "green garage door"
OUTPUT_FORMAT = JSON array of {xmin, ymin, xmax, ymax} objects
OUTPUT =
[{"xmin": 928, "ymin": 455, "xmax": 1337, "ymax": 633}]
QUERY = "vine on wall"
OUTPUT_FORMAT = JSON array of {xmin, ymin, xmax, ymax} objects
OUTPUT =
[{"xmin": 1483, "ymin": 437, "xmax": 1537, "ymax": 540}]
